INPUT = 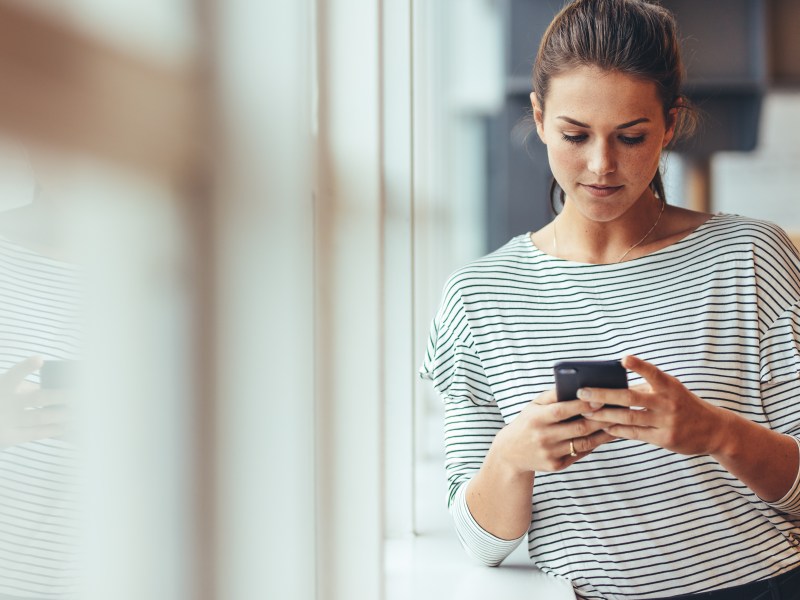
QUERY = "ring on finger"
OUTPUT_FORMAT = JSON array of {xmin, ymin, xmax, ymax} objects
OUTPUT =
[{"xmin": 569, "ymin": 439, "xmax": 577, "ymax": 457}]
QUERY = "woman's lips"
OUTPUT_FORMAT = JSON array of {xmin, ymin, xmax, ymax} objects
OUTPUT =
[{"xmin": 581, "ymin": 183, "xmax": 624, "ymax": 198}]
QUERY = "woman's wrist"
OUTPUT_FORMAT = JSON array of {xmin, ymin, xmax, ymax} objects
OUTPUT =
[
  {"xmin": 707, "ymin": 406, "xmax": 776, "ymax": 462},
  {"xmin": 706, "ymin": 406, "xmax": 741, "ymax": 459},
  {"xmin": 707, "ymin": 406, "xmax": 799, "ymax": 503},
  {"xmin": 466, "ymin": 428, "xmax": 536, "ymax": 542},
  {"xmin": 486, "ymin": 427, "xmax": 533, "ymax": 481}
]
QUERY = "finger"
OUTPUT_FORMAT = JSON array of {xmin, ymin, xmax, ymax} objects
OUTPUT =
[
  {"xmin": 552, "ymin": 414, "xmax": 609, "ymax": 440},
  {"xmin": 546, "ymin": 399, "xmax": 594, "ymax": 423},
  {"xmin": 534, "ymin": 388, "xmax": 558, "ymax": 405},
  {"xmin": 572, "ymin": 430, "xmax": 618, "ymax": 453},
  {"xmin": 0, "ymin": 356, "xmax": 44, "ymax": 394},
  {"xmin": 621, "ymin": 355, "xmax": 672, "ymax": 391},
  {"xmin": 560, "ymin": 430, "xmax": 619, "ymax": 466},
  {"xmin": 17, "ymin": 381, "xmax": 39, "ymax": 394},
  {"xmin": 583, "ymin": 407, "xmax": 656, "ymax": 428},
  {"xmin": 17, "ymin": 407, "xmax": 70, "ymax": 428},
  {"xmin": 603, "ymin": 423, "xmax": 655, "ymax": 443},
  {"xmin": 577, "ymin": 387, "xmax": 649, "ymax": 409},
  {"xmin": 22, "ymin": 390, "xmax": 69, "ymax": 409}
]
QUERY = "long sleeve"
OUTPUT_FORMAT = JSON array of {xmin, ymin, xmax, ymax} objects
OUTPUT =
[
  {"xmin": 420, "ymin": 286, "xmax": 525, "ymax": 566},
  {"xmin": 754, "ymin": 225, "xmax": 800, "ymax": 514},
  {"xmin": 450, "ymin": 476, "xmax": 525, "ymax": 566},
  {"xmin": 759, "ymin": 299, "xmax": 800, "ymax": 514}
]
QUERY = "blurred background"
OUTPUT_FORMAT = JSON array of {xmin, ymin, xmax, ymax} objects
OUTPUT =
[{"xmin": 0, "ymin": 1, "xmax": 796, "ymax": 600}]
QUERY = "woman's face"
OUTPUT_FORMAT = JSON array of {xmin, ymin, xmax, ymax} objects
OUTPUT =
[{"xmin": 532, "ymin": 66, "xmax": 676, "ymax": 222}]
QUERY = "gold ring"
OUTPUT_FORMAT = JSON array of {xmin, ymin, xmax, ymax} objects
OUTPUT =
[{"xmin": 569, "ymin": 439, "xmax": 577, "ymax": 457}]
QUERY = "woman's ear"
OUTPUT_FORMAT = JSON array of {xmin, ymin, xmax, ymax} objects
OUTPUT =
[
  {"xmin": 662, "ymin": 105, "xmax": 679, "ymax": 148},
  {"xmin": 531, "ymin": 92, "xmax": 546, "ymax": 143}
]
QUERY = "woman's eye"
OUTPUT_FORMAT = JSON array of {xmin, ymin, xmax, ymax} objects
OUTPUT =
[
  {"xmin": 620, "ymin": 135, "xmax": 646, "ymax": 146},
  {"xmin": 560, "ymin": 133, "xmax": 646, "ymax": 145},
  {"xmin": 561, "ymin": 133, "xmax": 587, "ymax": 144}
]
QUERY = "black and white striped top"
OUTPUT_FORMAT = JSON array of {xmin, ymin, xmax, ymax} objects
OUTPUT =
[
  {"xmin": 421, "ymin": 214, "xmax": 800, "ymax": 599},
  {"xmin": 0, "ymin": 236, "xmax": 82, "ymax": 599}
]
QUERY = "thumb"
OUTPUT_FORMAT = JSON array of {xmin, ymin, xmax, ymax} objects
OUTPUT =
[{"xmin": 0, "ymin": 356, "xmax": 44, "ymax": 394}]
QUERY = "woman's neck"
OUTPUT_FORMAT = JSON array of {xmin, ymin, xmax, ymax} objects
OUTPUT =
[{"xmin": 552, "ymin": 193, "xmax": 665, "ymax": 264}]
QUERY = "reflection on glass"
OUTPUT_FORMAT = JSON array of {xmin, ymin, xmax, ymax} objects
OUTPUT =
[{"xmin": 0, "ymin": 149, "xmax": 82, "ymax": 600}]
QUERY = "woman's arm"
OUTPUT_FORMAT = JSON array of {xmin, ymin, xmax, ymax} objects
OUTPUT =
[
  {"xmin": 712, "ymin": 412, "xmax": 799, "ymax": 503},
  {"xmin": 423, "ymin": 288, "xmax": 616, "ymax": 563},
  {"xmin": 442, "ymin": 392, "xmax": 523, "ymax": 567},
  {"xmin": 465, "ymin": 389, "xmax": 617, "ymax": 541}
]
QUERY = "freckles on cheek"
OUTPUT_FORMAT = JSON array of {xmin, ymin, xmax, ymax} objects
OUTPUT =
[
  {"xmin": 637, "ymin": 148, "xmax": 662, "ymax": 180},
  {"xmin": 547, "ymin": 144, "xmax": 582, "ymax": 179}
]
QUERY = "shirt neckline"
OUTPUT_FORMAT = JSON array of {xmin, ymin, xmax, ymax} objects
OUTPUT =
[{"xmin": 525, "ymin": 212, "xmax": 723, "ymax": 267}]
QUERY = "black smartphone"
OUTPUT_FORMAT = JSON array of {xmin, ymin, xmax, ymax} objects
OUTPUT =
[
  {"xmin": 40, "ymin": 360, "xmax": 80, "ymax": 390},
  {"xmin": 554, "ymin": 359, "xmax": 628, "ymax": 403}
]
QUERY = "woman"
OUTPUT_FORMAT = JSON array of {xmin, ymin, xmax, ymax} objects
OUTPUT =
[{"xmin": 420, "ymin": 1, "xmax": 800, "ymax": 598}]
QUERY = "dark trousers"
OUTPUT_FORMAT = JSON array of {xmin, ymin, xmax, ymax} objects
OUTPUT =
[{"xmin": 662, "ymin": 564, "xmax": 800, "ymax": 600}]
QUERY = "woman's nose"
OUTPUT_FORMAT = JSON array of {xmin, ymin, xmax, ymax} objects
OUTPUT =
[{"xmin": 587, "ymin": 141, "xmax": 616, "ymax": 176}]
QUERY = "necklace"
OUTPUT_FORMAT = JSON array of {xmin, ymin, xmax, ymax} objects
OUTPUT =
[{"xmin": 552, "ymin": 198, "xmax": 666, "ymax": 263}]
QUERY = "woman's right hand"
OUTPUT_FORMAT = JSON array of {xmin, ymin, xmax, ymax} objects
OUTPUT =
[
  {"xmin": 0, "ymin": 357, "xmax": 69, "ymax": 449},
  {"xmin": 492, "ymin": 388, "xmax": 616, "ymax": 474}
]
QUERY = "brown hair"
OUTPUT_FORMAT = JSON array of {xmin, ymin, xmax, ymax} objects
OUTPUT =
[{"xmin": 532, "ymin": 0, "xmax": 697, "ymax": 211}]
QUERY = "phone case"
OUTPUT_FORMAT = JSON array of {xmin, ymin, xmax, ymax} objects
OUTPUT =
[{"xmin": 554, "ymin": 359, "xmax": 628, "ymax": 402}]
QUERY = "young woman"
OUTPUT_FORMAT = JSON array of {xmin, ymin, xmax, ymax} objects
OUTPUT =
[{"xmin": 421, "ymin": 1, "xmax": 800, "ymax": 598}]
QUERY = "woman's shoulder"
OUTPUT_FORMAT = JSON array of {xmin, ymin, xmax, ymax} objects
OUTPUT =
[
  {"xmin": 690, "ymin": 214, "xmax": 800, "ymax": 293},
  {"xmin": 450, "ymin": 234, "xmax": 533, "ymax": 276},
  {"xmin": 441, "ymin": 234, "xmax": 534, "ymax": 292},
  {"xmin": 698, "ymin": 212, "xmax": 797, "ymax": 253},
  {"xmin": 661, "ymin": 207, "xmax": 787, "ymax": 244}
]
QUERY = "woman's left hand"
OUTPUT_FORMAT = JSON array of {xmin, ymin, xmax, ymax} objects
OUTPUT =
[{"xmin": 578, "ymin": 355, "xmax": 731, "ymax": 456}]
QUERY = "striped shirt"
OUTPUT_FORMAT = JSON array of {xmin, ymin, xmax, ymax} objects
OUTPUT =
[
  {"xmin": 420, "ymin": 214, "xmax": 800, "ymax": 599},
  {"xmin": 0, "ymin": 236, "xmax": 82, "ymax": 599}
]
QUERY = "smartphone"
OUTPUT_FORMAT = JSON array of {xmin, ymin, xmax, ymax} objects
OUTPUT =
[
  {"xmin": 40, "ymin": 360, "xmax": 80, "ymax": 390},
  {"xmin": 554, "ymin": 359, "xmax": 628, "ymax": 403}
]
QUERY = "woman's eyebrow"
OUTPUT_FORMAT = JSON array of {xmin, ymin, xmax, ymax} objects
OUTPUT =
[
  {"xmin": 616, "ymin": 117, "xmax": 651, "ymax": 129},
  {"xmin": 556, "ymin": 116, "xmax": 590, "ymax": 127},
  {"xmin": 556, "ymin": 116, "xmax": 651, "ymax": 129}
]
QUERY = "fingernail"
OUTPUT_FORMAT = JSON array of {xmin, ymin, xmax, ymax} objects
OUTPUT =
[
  {"xmin": 577, "ymin": 388, "xmax": 592, "ymax": 399},
  {"xmin": 581, "ymin": 411, "xmax": 595, "ymax": 418},
  {"xmin": 589, "ymin": 402, "xmax": 603, "ymax": 410}
]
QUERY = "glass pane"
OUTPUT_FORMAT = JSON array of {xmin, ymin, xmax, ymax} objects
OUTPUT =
[
  {"xmin": 0, "ymin": 143, "xmax": 194, "ymax": 600},
  {"xmin": 0, "ymin": 143, "xmax": 85, "ymax": 600}
]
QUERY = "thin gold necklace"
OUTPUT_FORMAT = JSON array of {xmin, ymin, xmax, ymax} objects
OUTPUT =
[{"xmin": 552, "ymin": 198, "xmax": 666, "ymax": 263}]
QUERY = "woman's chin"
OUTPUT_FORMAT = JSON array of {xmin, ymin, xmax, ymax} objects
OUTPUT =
[{"xmin": 569, "ymin": 199, "xmax": 633, "ymax": 223}]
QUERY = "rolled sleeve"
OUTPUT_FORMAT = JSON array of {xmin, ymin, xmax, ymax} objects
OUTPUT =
[
  {"xmin": 762, "ymin": 435, "xmax": 800, "ymax": 515},
  {"xmin": 450, "ymin": 481, "xmax": 526, "ymax": 567}
]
